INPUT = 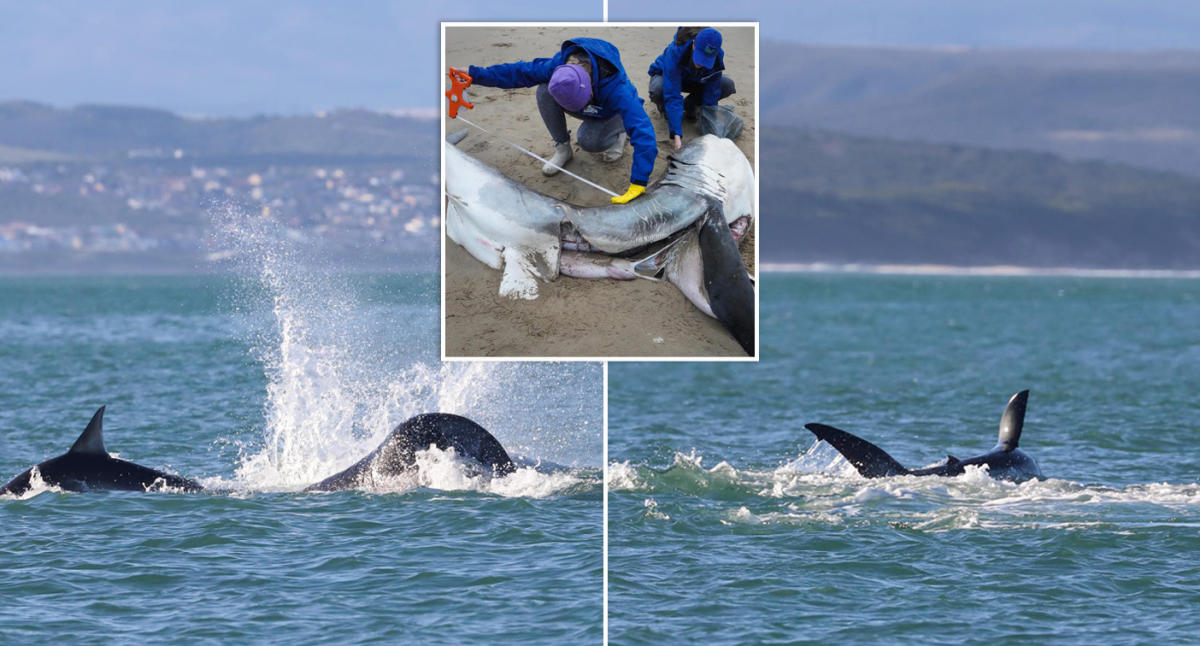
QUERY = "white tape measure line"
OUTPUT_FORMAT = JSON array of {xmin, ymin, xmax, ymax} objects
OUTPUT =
[{"xmin": 455, "ymin": 115, "xmax": 620, "ymax": 198}]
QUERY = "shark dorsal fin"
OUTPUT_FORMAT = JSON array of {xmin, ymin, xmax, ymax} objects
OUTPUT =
[
  {"xmin": 996, "ymin": 390, "xmax": 1029, "ymax": 451},
  {"xmin": 69, "ymin": 406, "xmax": 107, "ymax": 455}
]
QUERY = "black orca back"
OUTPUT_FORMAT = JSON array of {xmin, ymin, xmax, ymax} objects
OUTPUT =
[
  {"xmin": 1, "ymin": 407, "xmax": 201, "ymax": 496},
  {"xmin": 305, "ymin": 413, "xmax": 515, "ymax": 492}
]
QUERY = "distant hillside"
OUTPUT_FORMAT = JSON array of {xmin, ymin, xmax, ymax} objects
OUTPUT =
[
  {"xmin": 0, "ymin": 101, "xmax": 435, "ymax": 162},
  {"xmin": 0, "ymin": 104, "xmax": 440, "ymax": 274},
  {"xmin": 761, "ymin": 44, "xmax": 1200, "ymax": 176},
  {"xmin": 762, "ymin": 128, "xmax": 1200, "ymax": 268},
  {"xmin": 3, "ymin": 102, "xmax": 1199, "ymax": 272}
]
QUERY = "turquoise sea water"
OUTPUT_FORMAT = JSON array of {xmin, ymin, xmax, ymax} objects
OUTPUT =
[
  {"xmin": 0, "ymin": 268, "xmax": 602, "ymax": 643},
  {"xmin": 609, "ymin": 273, "xmax": 1200, "ymax": 644}
]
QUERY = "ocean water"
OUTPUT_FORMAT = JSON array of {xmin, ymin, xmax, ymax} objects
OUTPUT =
[
  {"xmin": 0, "ymin": 223, "xmax": 602, "ymax": 643},
  {"xmin": 609, "ymin": 273, "xmax": 1200, "ymax": 645}
]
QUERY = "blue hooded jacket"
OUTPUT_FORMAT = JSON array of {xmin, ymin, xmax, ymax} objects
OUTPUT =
[
  {"xmin": 648, "ymin": 28, "xmax": 727, "ymax": 137},
  {"xmin": 468, "ymin": 38, "xmax": 657, "ymax": 186}
]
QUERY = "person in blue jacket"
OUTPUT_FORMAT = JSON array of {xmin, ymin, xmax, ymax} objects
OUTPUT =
[
  {"xmin": 466, "ymin": 38, "xmax": 656, "ymax": 204},
  {"xmin": 648, "ymin": 27, "xmax": 736, "ymax": 151}
]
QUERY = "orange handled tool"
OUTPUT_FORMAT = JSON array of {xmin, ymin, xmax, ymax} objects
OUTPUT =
[{"xmin": 446, "ymin": 67, "xmax": 474, "ymax": 119}]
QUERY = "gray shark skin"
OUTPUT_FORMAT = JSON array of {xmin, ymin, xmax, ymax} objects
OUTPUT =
[
  {"xmin": 805, "ymin": 390, "xmax": 1043, "ymax": 482},
  {"xmin": 304, "ymin": 413, "xmax": 516, "ymax": 492},
  {"xmin": 0, "ymin": 406, "xmax": 202, "ymax": 496},
  {"xmin": 445, "ymin": 132, "xmax": 755, "ymax": 353}
]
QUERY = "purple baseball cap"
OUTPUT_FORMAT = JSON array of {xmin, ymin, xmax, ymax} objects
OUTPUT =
[
  {"xmin": 692, "ymin": 28, "xmax": 722, "ymax": 69},
  {"xmin": 549, "ymin": 64, "xmax": 591, "ymax": 112}
]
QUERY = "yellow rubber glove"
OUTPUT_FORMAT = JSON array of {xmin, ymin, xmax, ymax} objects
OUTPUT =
[{"xmin": 611, "ymin": 183, "xmax": 646, "ymax": 204}]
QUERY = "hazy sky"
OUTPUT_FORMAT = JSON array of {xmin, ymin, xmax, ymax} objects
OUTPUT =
[
  {"xmin": 610, "ymin": 0, "xmax": 1200, "ymax": 50},
  {"xmin": 2, "ymin": 0, "xmax": 1197, "ymax": 116}
]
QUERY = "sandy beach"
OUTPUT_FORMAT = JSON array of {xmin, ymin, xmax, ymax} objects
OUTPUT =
[{"xmin": 443, "ymin": 25, "xmax": 756, "ymax": 359}]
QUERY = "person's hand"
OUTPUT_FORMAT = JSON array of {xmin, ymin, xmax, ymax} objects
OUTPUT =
[
  {"xmin": 673, "ymin": 135, "xmax": 682, "ymax": 151},
  {"xmin": 448, "ymin": 67, "xmax": 472, "ymax": 86},
  {"xmin": 611, "ymin": 183, "xmax": 646, "ymax": 204}
]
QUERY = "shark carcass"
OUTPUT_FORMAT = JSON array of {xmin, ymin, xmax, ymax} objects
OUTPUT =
[{"xmin": 445, "ymin": 132, "xmax": 755, "ymax": 355}]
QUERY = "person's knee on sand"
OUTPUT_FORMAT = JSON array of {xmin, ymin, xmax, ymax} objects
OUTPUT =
[
  {"xmin": 577, "ymin": 115, "xmax": 625, "ymax": 162},
  {"xmin": 650, "ymin": 74, "xmax": 736, "ymax": 121}
]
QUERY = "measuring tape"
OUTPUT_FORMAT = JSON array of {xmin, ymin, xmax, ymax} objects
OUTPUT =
[{"xmin": 453, "ymin": 115, "xmax": 619, "ymax": 198}]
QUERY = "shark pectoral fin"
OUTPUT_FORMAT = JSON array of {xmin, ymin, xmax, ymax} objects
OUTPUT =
[
  {"xmin": 498, "ymin": 246, "xmax": 556, "ymax": 300},
  {"xmin": 69, "ymin": 406, "xmax": 108, "ymax": 455},
  {"xmin": 698, "ymin": 201, "xmax": 755, "ymax": 355},
  {"xmin": 805, "ymin": 423, "xmax": 910, "ymax": 478},
  {"xmin": 996, "ymin": 390, "xmax": 1029, "ymax": 451}
]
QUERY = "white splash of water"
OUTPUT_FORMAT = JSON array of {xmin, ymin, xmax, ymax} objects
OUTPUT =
[
  {"xmin": 607, "ymin": 461, "xmax": 644, "ymax": 491},
  {"xmin": 643, "ymin": 497, "xmax": 670, "ymax": 520},
  {"xmin": 613, "ymin": 439, "xmax": 1200, "ymax": 531},
  {"xmin": 208, "ymin": 206, "xmax": 594, "ymax": 495}
]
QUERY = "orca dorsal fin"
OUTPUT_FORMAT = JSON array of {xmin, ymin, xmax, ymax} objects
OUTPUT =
[
  {"xmin": 996, "ymin": 390, "xmax": 1029, "ymax": 451},
  {"xmin": 69, "ymin": 406, "xmax": 107, "ymax": 455}
]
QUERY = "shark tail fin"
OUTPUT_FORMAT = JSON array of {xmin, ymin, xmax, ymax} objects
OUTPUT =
[
  {"xmin": 69, "ymin": 406, "xmax": 108, "ymax": 455},
  {"xmin": 805, "ymin": 423, "xmax": 909, "ymax": 478},
  {"xmin": 996, "ymin": 390, "xmax": 1029, "ymax": 451}
]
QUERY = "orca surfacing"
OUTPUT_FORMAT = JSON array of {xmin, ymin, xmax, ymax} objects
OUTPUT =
[
  {"xmin": 805, "ymin": 390, "xmax": 1044, "ymax": 482},
  {"xmin": 0, "ymin": 406, "xmax": 201, "ymax": 496},
  {"xmin": 1, "ymin": 407, "xmax": 517, "ymax": 496},
  {"xmin": 304, "ymin": 413, "xmax": 516, "ymax": 492}
]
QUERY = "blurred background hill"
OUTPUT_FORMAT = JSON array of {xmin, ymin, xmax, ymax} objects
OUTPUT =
[{"xmin": 761, "ymin": 45, "xmax": 1200, "ymax": 177}]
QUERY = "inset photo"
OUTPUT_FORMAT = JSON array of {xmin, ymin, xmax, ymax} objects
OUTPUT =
[{"xmin": 442, "ymin": 23, "xmax": 757, "ymax": 359}]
